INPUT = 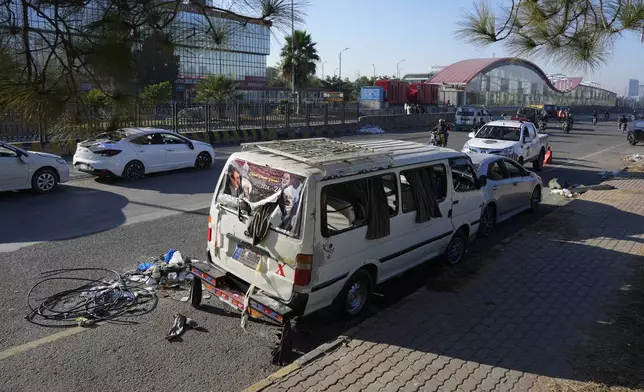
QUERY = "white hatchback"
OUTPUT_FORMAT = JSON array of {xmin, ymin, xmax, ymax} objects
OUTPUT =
[
  {"xmin": 73, "ymin": 128, "xmax": 215, "ymax": 180},
  {"xmin": 0, "ymin": 141, "xmax": 70, "ymax": 193}
]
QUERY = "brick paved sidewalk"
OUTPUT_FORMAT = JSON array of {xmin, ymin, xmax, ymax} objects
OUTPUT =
[{"xmin": 255, "ymin": 178, "xmax": 644, "ymax": 392}]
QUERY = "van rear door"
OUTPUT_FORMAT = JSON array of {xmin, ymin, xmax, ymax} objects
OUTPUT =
[
  {"xmin": 209, "ymin": 157, "xmax": 310, "ymax": 302},
  {"xmin": 456, "ymin": 107, "xmax": 476, "ymax": 126}
]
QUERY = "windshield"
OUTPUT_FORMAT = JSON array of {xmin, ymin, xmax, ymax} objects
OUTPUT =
[
  {"xmin": 219, "ymin": 158, "xmax": 306, "ymax": 236},
  {"xmin": 475, "ymin": 126, "xmax": 521, "ymax": 142},
  {"xmin": 457, "ymin": 108, "xmax": 475, "ymax": 116}
]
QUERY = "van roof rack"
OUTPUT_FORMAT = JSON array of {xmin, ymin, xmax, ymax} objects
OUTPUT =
[{"xmin": 241, "ymin": 138, "xmax": 394, "ymax": 172}]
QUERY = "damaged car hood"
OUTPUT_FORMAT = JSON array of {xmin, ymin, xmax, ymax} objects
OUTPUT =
[{"xmin": 467, "ymin": 138, "xmax": 517, "ymax": 150}]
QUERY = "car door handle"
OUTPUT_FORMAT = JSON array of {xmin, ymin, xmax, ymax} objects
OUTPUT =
[
  {"xmin": 166, "ymin": 148, "xmax": 174, "ymax": 152},
  {"xmin": 453, "ymin": 200, "xmax": 459, "ymax": 205}
]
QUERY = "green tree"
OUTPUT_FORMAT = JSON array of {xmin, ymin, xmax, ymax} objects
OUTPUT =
[
  {"xmin": 140, "ymin": 81, "xmax": 172, "ymax": 105},
  {"xmin": 352, "ymin": 76, "xmax": 375, "ymax": 101},
  {"xmin": 267, "ymin": 65, "xmax": 286, "ymax": 87},
  {"xmin": 0, "ymin": 0, "xmax": 306, "ymax": 139},
  {"xmin": 456, "ymin": 0, "xmax": 644, "ymax": 70},
  {"xmin": 280, "ymin": 30, "xmax": 320, "ymax": 112},
  {"xmin": 195, "ymin": 74, "xmax": 243, "ymax": 118},
  {"xmin": 132, "ymin": 33, "xmax": 180, "ymax": 89}
]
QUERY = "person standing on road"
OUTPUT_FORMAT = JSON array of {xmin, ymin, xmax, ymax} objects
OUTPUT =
[
  {"xmin": 605, "ymin": 110, "xmax": 610, "ymax": 121},
  {"xmin": 619, "ymin": 114, "xmax": 628, "ymax": 133}
]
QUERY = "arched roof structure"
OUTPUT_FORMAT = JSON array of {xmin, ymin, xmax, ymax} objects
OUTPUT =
[{"xmin": 428, "ymin": 58, "xmax": 583, "ymax": 93}]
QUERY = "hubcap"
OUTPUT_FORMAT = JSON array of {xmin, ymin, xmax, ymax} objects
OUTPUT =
[
  {"xmin": 196, "ymin": 154, "xmax": 211, "ymax": 168},
  {"xmin": 447, "ymin": 238, "xmax": 465, "ymax": 264},
  {"xmin": 531, "ymin": 189, "xmax": 540, "ymax": 208},
  {"xmin": 481, "ymin": 210, "xmax": 493, "ymax": 235},
  {"xmin": 37, "ymin": 173, "xmax": 55, "ymax": 191},
  {"xmin": 126, "ymin": 163, "xmax": 142, "ymax": 179},
  {"xmin": 345, "ymin": 282, "xmax": 366, "ymax": 315}
]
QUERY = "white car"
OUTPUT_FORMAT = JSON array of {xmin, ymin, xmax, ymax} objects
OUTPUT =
[
  {"xmin": 469, "ymin": 153, "xmax": 543, "ymax": 237},
  {"xmin": 461, "ymin": 119, "xmax": 549, "ymax": 171},
  {"xmin": 0, "ymin": 141, "xmax": 70, "ymax": 193},
  {"xmin": 73, "ymin": 128, "xmax": 215, "ymax": 180}
]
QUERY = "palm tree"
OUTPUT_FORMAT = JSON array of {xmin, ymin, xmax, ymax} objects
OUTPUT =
[
  {"xmin": 195, "ymin": 74, "xmax": 244, "ymax": 118},
  {"xmin": 455, "ymin": 1, "xmax": 644, "ymax": 71},
  {"xmin": 280, "ymin": 30, "xmax": 320, "ymax": 113}
]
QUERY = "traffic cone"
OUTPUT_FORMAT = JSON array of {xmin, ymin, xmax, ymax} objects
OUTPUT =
[{"xmin": 544, "ymin": 147, "xmax": 553, "ymax": 165}]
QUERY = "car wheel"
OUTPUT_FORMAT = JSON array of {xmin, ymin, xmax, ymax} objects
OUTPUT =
[
  {"xmin": 445, "ymin": 229, "xmax": 467, "ymax": 265},
  {"xmin": 31, "ymin": 168, "xmax": 58, "ymax": 194},
  {"xmin": 333, "ymin": 269, "xmax": 372, "ymax": 318},
  {"xmin": 195, "ymin": 152, "xmax": 212, "ymax": 169},
  {"xmin": 627, "ymin": 132, "xmax": 637, "ymax": 145},
  {"xmin": 529, "ymin": 186, "xmax": 541, "ymax": 213},
  {"xmin": 478, "ymin": 205, "xmax": 496, "ymax": 238},
  {"xmin": 122, "ymin": 160, "xmax": 145, "ymax": 180},
  {"xmin": 533, "ymin": 150, "xmax": 545, "ymax": 171}
]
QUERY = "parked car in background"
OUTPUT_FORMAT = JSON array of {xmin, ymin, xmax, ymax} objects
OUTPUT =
[
  {"xmin": 516, "ymin": 106, "xmax": 539, "ymax": 123},
  {"xmin": 0, "ymin": 141, "xmax": 70, "ymax": 193},
  {"xmin": 461, "ymin": 119, "xmax": 549, "ymax": 171},
  {"xmin": 469, "ymin": 153, "xmax": 543, "ymax": 237},
  {"xmin": 627, "ymin": 119, "xmax": 644, "ymax": 145},
  {"xmin": 73, "ymin": 128, "xmax": 215, "ymax": 180},
  {"xmin": 454, "ymin": 106, "xmax": 492, "ymax": 131}
]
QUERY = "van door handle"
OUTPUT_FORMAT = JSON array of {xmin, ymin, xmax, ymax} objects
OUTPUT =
[{"xmin": 453, "ymin": 200, "xmax": 459, "ymax": 205}]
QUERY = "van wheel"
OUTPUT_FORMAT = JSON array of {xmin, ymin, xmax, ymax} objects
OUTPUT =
[
  {"xmin": 445, "ymin": 229, "xmax": 467, "ymax": 265},
  {"xmin": 334, "ymin": 270, "xmax": 372, "ymax": 318},
  {"xmin": 478, "ymin": 205, "xmax": 496, "ymax": 238},
  {"xmin": 533, "ymin": 150, "xmax": 545, "ymax": 171},
  {"xmin": 190, "ymin": 277, "xmax": 202, "ymax": 308}
]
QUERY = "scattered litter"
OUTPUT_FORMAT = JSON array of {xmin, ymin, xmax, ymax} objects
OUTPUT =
[
  {"xmin": 548, "ymin": 178, "xmax": 562, "ymax": 190},
  {"xmin": 357, "ymin": 126, "xmax": 385, "ymax": 134},
  {"xmin": 203, "ymin": 294, "xmax": 212, "ymax": 299},
  {"xmin": 622, "ymin": 153, "xmax": 643, "ymax": 163},
  {"xmin": 179, "ymin": 296, "xmax": 190, "ymax": 302},
  {"xmin": 166, "ymin": 313, "xmax": 199, "ymax": 341},
  {"xmin": 598, "ymin": 169, "xmax": 623, "ymax": 179}
]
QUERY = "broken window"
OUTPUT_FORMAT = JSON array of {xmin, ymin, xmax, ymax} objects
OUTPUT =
[
  {"xmin": 450, "ymin": 158, "xmax": 479, "ymax": 192},
  {"xmin": 400, "ymin": 165, "xmax": 444, "ymax": 223},
  {"xmin": 322, "ymin": 173, "xmax": 397, "ymax": 239}
]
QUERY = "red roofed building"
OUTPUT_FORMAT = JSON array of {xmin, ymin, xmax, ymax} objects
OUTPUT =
[{"xmin": 428, "ymin": 58, "xmax": 616, "ymax": 107}]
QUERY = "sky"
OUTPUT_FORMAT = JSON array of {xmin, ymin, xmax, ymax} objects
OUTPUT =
[{"xmin": 266, "ymin": 0, "xmax": 644, "ymax": 94}]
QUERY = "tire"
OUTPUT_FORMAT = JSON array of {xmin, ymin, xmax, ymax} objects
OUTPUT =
[
  {"xmin": 627, "ymin": 132, "xmax": 637, "ymax": 146},
  {"xmin": 444, "ymin": 229, "xmax": 467, "ymax": 265},
  {"xmin": 190, "ymin": 277, "xmax": 202, "ymax": 308},
  {"xmin": 195, "ymin": 152, "xmax": 212, "ymax": 169},
  {"xmin": 529, "ymin": 186, "xmax": 541, "ymax": 213},
  {"xmin": 533, "ymin": 149, "xmax": 545, "ymax": 171},
  {"xmin": 31, "ymin": 168, "xmax": 58, "ymax": 194},
  {"xmin": 333, "ymin": 269, "xmax": 372, "ymax": 318},
  {"xmin": 478, "ymin": 204, "xmax": 496, "ymax": 238},
  {"xmin": 122, "ymin": 160, "xmax": 145, "ymax": 181}
]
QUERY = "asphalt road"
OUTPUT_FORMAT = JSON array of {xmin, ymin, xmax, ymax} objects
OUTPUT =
[{"xmin": 0, "ymin": 119, "xmax": 641, "ymax": 392}]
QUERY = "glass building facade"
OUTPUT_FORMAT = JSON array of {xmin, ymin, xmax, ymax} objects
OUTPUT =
[{"xmin": 434, "ymin": 60, "xmax": 617, "ymax": 108}]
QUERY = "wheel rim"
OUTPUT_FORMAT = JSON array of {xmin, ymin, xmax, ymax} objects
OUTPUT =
[
  {"xmin": 37, "ymin": 172, "xmax": 55, "ymax": 191},
  {"xmin": 126, "ymin": 163, "xmax": 143, "ymax": 180},
  {"xmin": 196, "ymin": 153, "xmax": 211, "ymax": 168},
  {"xmin": 447, "ymin": 237, "xmax": 465, "ymax": 265},
  {"xmin": 628, "ymin": 134, "xmax": 634, "ymax": 144},
  {"xmin": 480, "ymin": 209, "xmax": 493, "ymax": 236},
  {"xmin": 345, "ymin": 281, "xmax": 367, "ymax": 315},
  {"xmin": 531, "ymin": 188, "xmax": 540, "ymax": 209}
]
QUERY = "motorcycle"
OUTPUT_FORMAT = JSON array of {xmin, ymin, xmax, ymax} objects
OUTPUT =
[
  {"xmin": 429, "ymin": 131, "xmax": 448, "ymax": 147},
  {"xmin": 592, "ymin": 116, "xmax": 597, "ymax": 125},
  {"xmin": 538, "ymin": 120, "xmax": 547, "ymax": 132},
  {"xmin": 631, "ymin": 114, "xmax": 637, "ymax": 122},
  {"xmin": 562, "ymin": 121, "xmax": 570, "ymax": 134}
]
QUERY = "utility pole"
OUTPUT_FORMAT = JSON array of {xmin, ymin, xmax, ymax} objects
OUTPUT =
[
  {"xmin": 372, "ymin": 64, "xmax": 376, "ymax": 85},
  {"xmin": 396, "ymin": 59, "xmax": 406, "ymax": 79},
  {"xmin": 290, "ymin": 0, "xmax": 295, "ymax": 101},
  {"xmin": 321, "ymin": 60, "xmax": 327, "ymax": 79},
  {"xmin": 338, "ymin": 47, "xmax": 349, "ymax": 80}
]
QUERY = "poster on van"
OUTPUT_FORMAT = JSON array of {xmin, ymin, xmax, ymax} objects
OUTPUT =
[{"xmin": 222, "ymin": 159, "xmax": 305, "ymax": 233}]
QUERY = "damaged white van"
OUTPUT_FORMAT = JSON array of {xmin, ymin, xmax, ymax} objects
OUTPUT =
[{"xmin": 191, "ymin": 138, "xmax": 487, "ymax": 326}]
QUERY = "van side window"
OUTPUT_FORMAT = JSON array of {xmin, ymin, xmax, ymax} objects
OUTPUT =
[
  {"xmin": 449, "ymin": 158, "xmax": 479, "ymax": 192},
  {"xmin": 322, "ymin": 173, "xmax": 397, "ymax": 239},
  {"xmin": 400, "ymin": 165, "xmax": 445, "ymax": 223}
]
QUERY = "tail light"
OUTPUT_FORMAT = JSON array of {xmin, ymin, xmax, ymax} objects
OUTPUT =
[
  {"xmin": 207, "ymin": 215, "xmax": 212, "ymax": 242},
  {"xmin": 93, "ymin": 149, "xmax": 122, "ymax": 157},
  {"xmin": 294, "ymin": 254, "xmax": 312, "ymax": 286}
]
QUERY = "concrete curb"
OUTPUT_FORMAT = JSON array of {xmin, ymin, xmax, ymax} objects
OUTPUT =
[{"xmin": 242, "ymin": 336, "xmax": 348, "ymax": 392}]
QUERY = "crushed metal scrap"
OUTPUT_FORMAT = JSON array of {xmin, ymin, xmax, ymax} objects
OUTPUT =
[{"xmin": 549, "ymin": 177, "xmax": 616, "ymax": 199}]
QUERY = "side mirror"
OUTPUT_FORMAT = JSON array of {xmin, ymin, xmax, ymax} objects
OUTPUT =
[
  {"xmin": 524, "ymin": 137, "xmax": 532, "ymax": 143},
  {"xmin": 187, "ymin": 142, "xmax": 194, "ymax": 150},
  {"xmin": 19, "ymin": 154, "xmax": 29, "ymax": 164},
  {"xmin": 478, "ymin": 175, "xmax": 487, "ymax": 188},
  {"xmin": 468, "ymin": 132, "xmax": 475, "ymax": 138}
]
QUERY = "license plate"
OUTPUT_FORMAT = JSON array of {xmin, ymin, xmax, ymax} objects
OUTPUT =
[{"xmin": 232, "ymin": 244, "xmax": 260, "ymax": 269}]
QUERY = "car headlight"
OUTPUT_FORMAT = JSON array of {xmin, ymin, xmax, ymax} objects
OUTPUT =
[
  {"xmin": 56, "ymin": 158, "xmax": 67, "ymax": 165},
  {"xmin": 501, "ymin": 147, "xmax": 514, "ymax": 156}
]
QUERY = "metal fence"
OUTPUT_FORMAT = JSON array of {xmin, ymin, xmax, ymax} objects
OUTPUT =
[{"xmin": 0, "ymin": 101, "xmax": 454, "ymax": 142}]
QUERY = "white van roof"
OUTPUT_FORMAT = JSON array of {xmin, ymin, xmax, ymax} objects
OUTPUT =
[{"xmin": 237, "ymin": 138, "xmax": 466, "ymax": 179}]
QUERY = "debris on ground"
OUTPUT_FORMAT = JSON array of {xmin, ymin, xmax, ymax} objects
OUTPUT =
[
  {"xmin": 166, "ymin": 313, "xmax": 199, "ymax": 341},
  {"xmin": 551, "ymin": 188, "xmax": 577, "ymax": 198},
  {"xmin": 548, "ymin": 178, "xmax": 562, "ymax": 190},
  {"xmin": 598, "ymin": 169, "xmax": 623, "ymax": 179},
  {"xmin": 357, "ymin": 126, "xmax": 385, "ymax": 134},
  {"xmin": 622, "ymin": 153, "xmax": 643, "ymax": 163},
  {"xmin": 550, "ymin": 183, "xmax": 616, "ymax": 198}
]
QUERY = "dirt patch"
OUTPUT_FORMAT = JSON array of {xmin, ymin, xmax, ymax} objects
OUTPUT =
[{"xmin": 539, "ymin": 260, "xmax": 644, "ymax": 392}]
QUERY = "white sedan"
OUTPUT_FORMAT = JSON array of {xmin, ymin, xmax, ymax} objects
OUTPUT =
[
  {"xmin": 73, "ymin": 128, "xmax": 215, "ymax": 180},
  {"xmin": 469, "ymin": 153, "xmax": 543, "ymax": 237},
  {"xmin": 0, "ymin": 141, "xmax": 70, "ymax": 193}
]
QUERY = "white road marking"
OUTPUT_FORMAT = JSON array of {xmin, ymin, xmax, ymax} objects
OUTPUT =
[{"xmin": 543, "ymin": 142, "xmax": 627, "ymax": 172}]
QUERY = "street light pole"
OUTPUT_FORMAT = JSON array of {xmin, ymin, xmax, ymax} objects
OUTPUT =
[
  {"xmin": 338, "ymin": 47, "xmax": 349, "ymax": 80},
  {"xmin": 372, "ymin": 64, "xmax": 376, "ymax": 85},
  {"xmin": 291, "ymin": 0, "xmax": 295, "ymax": 100},
  {"xmin": 396, "ymin": 59, "xmax": 406, "ymax": 79},
  {"xmin": 321, "ymin": 60, "xmax": 327, "ymax": 79}
]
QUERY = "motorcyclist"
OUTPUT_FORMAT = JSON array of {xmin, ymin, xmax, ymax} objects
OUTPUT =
[
  {"xmin": 619, "ymin": 114, "xmax": 628, "ymax": 132},
  {"xmin": 433, "ymin": 118, "xmax": 449, "ymax": 146},
  {"xmin": 592, "ymin": 110, "xmax": 598, "ymax": 125}
]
